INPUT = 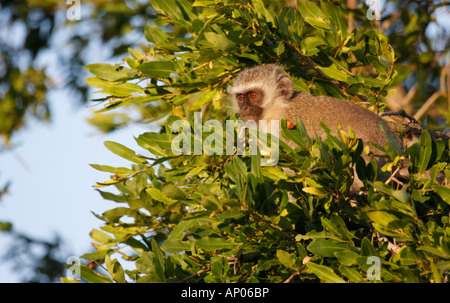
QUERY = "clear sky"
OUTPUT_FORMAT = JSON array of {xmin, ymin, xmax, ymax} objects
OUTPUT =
[{"xmin": 0, "ymin": 88, "xmax": 151, "ymax": 282}]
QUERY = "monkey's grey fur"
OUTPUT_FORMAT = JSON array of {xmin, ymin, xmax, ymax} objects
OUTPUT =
[{"xmin": 228, "ymin": 64, "xmax": 404, "ymax": 190}]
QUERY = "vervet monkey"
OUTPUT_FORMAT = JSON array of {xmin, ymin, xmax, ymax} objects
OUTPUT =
[{"xmin": 228, "ymin": 64, "xmax": 403, "ymax": 190}]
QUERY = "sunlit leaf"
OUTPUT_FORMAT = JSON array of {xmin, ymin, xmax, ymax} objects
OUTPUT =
[{"xmin": 306, "ymin": 262, "xmax": 346, "ymax": 283}]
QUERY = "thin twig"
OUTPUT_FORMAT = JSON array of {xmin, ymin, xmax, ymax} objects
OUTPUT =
[
  {"xmin": 381, "ymin": 111, "xmax": 418, "ymax": 124},
  {"xmin": 384, "ymin": 166, "xmax": 405, "ymax": 188},
  {"xmin": 179, "ymin": 268, "xmax": 208, "ymax": 282},
  {"xmin": 283, "ymin": 271, "xmax": 300, "ymax": 283}
]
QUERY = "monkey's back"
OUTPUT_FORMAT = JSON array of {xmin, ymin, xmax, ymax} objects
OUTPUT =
[{"xmin": 286, "ymin": 92, "xmax": 400, "ymax": 155}]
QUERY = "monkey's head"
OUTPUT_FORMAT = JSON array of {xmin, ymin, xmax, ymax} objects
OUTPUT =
[{"xmin": 228, "ymin": 64, "xmax": 293, "ymax": 122}]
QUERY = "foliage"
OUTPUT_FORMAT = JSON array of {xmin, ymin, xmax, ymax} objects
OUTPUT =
[
  {"xmin": 74, "ymin": 0, "xmax": 450, "ymax": 283},
  {"xmin": 0, "ymin": 0, "xmax": 156, "ymax": 145},
  {"xmin": 1, "ymin": 231, "xmax": 66, "ymax": 283},
  {"xmin": 0, "ymin": 0, "xmax": 155, "ymax": 282}
]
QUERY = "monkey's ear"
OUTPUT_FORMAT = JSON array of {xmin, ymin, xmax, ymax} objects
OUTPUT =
[{"xmin": 277, "ymin": 76, "xmax": 293, "ymax": 99}]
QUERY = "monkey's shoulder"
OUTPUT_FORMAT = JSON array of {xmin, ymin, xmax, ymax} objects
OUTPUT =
[{"xmin": 288, "ymin": 92, "xmax": 380, "ymax": 119}]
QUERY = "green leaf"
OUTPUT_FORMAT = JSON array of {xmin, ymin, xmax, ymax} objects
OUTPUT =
[
  {"xmin": 146, "ymin": 188, "xmax": 177, "ymax": 205},
  {"xmin": 104, "ymin": 141, "xmax": 147, "ymax": 164},
  {"xmin": 418, "ymin": 130, "xmax": 432, "ymax": 173},
  {"xmin": 85, "ymin": 64, "xmax": 134, "ymax": 81},
  {"xmin": 0, "ymin": 222, "xmax": 12, "ymax": 231},
  {"xmin": 99, "ymin": 84, "xmax": 145, "ymax": 97},
  {"xmin": 80, "ymin": 249, "xmax": 110, "ymax": 262},
  {"xmin": 392, "ymin": 246, "xmax": 422, "ymax": 266},
  {"xmin": 137, "ymin": 61, "xmax": 176, "ymax": 78},
  {"xmin": 151, "ymin": 0, "xmax": 184, "ymax": 21},
  {"xmin": 297, "ymin": 1, "xmax": 331, "ymax": 30},
  {"xmin": 96, "ymin": 189, "xmax": 127, "ymax": 203},
  {"xmin": 326, "ymin": 2, "xmax": 348, "ymax": 38},
  {"xmin": 318, "ymin": 65, "xmax": 350, "ymax": 82},
  {"xmin": 365, "ymin": 209, "xmax": 409, "ymax": 235},
  {"xmin": 105, "ymin": 255, "xmax": 126, "ymax": 283},
  {"xmin": 281, "ymin": 119, "xmax": 312, "ymax": 149},
  {"xmin": 417, "ymin": 246, "xmax": 450, "ymax": 259},
  {"xmin": 60, "ymin": 277, "xmax": 80, "ymax": 283},
  {"xmin": 330, "ymin": 214, "xmax": 355, "ymax": 244},
  {"xmin": 334, "ymin": 250, "xmax": 360, "ymax": 266},
  {"xmin": 262, "ymin": 166, "xmax": 288, "ymax": 181},
  {"xmin": 307, "ymin": 238, "xmax": 347, "ymax": 257},
  {"xmin": 135, "ymin": 132, "xmax": 170, "ymax": 157},
  {"xmin": 195, "ymin": 237, "xmax": 242, "ymax": 251},
  {"xmin": 89, "ymin": 164, "xmax": 134, "ymax": 175},
  {"xmin": 361, "ymin": 237, "xmax": 378, "ymax": 257},
  {"xmin": 144, "ymin": 25, "xmax": 170, "ymax": 44},
  {"xmin": 121, "ymin": 95, "xmax": 162, "ymax": 107},
  {"xmin": 192, "ymin": 1, "xmax": 215, "ymax": 7},
  {"xmin": 339, "ymin": 265, "xmax": 364, "ymax": 283},
  {"xmin": 102, "ymin": 207, "xmax": 136, "ymax": 222},
  {"xmin": 303, "ymin": 17, "xmax": 331, "ymax": 30},
  {"xmin": 276, "ymin": 249, "xmax": 297, "ymax": 269},
  {"xmin": 166, "ymin": 220, "xmax": 193, "ymax": 241},
  {"xmin": 187, "ymin": 165, "xmax": 208, "ymax": 177},
  {"xmin": 86, "ymin": 77, "xmax": 145, "ymax": 95},
  {"xmin": 429, "ymin": 258, "xmax": 442, "ymax": 283},
  {"xmin": 162, "ymin": 183, "xmax": 186, "ymax": 200},
  {"xmin": 432, "ymin": 185, "xmax": 450, "ymax": 205},
  {"xmin": 188, "ymin": 88, "xmax": 218, "ymax": 110},
  {"xmin": 302, "ymin": 186, "xmax": 327, "ymax": 197},
  {"xmin": 218, "ymin": 210, "xmax": 246, "ymax": 221},
  {"xmin": 301, "ymin": 36, "xmax": 326, "ymax": 56},
  {"xmin": 204, "ymin": 32, "xmax": 236, "ymax": 51},
  {"xmin": 366, "ymin": 55, "xmax": 388, "ymax": 76},
  {"xmin": 90, "ymin": 228, "xmax": 114, "ymax": 245},
  {"xmin": 306, "ymin": 262, "xmax": 346, "ymax": 283},
  {"xmin": 296, "ymin": 230, "xmax": 342, "ymax": 242},
  {"xmin": 363, "ymin": 77, "xmax": 385, "ymax": 88},
  {"xmin": 136, "ymin": 251, "xmax": 165, "ymax": 282},
  {"xmin": 151, "ymin": 238, "xmax": 166, "ymax": 280},
  {"xmin": 77, "ymin": 264, "xmax": 113, "ymax": 283},
  {"xmin": 161, "ymin": 239, "xmax": 192, "ymax": 253}
]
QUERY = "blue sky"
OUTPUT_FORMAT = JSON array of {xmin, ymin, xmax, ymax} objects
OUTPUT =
[{"xmin": 0, "ymin": 88, "xmax": 151, "ymax": 282}]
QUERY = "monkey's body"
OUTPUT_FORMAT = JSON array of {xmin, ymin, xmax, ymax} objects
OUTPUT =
[
  {"xmin": 285, "ymin": 92, "xmax": 401, "ymax": 157},
  {"xmin": 229, "ymin": 64, "xmax": 401, "ymax": 154},
  {"xmin": 228, "ymin": 64, "xmax": 404, "ymax": 191}
]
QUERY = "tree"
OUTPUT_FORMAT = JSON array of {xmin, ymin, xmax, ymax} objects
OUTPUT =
[
  {"xmin": 0, "ymin": 0, "xmax": 156, "ymax": 282},
  {"xmin": 70, "ymin": 0, "xmax": 448, "ymax": 282}
]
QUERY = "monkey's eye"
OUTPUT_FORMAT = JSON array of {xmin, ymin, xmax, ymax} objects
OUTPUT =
[
  {"xmin": 249, "ymin": 92, "xmax": 257, "ymax": 99},
  {"xmin": 237, "ymin": 94, "xmax": 244, "ymax": 101}
]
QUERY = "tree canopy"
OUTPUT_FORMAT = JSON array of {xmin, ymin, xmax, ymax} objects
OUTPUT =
[{"xmin": 72, "ymin": 0, "xmax": 450, "ymax": 283}]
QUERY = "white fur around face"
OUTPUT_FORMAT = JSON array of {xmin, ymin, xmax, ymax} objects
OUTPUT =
[{"xmin": 228, "ymin": 81, "xmax": 290, "ymax": 123}]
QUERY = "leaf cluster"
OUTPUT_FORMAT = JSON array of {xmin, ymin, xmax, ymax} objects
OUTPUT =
[
  {"xmin": 76, "ymin": 118, "xmax": 449, "ymax": 283},
  {"xmin": 76, "ymin": 0, "xmax": 450, "ymax": 283},
  {"xmin": 86, "ymin": 0, "xmax": 399, "ymax": 124}
]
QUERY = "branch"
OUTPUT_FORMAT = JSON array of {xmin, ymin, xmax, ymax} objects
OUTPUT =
[
  {"xmin": 384, "ymin": 166, "xmax": 404, "ymax": 188},
  {"xmin": 283, "ymin": 271, "xmax": 300, "ymax": 283},
  {"xmin": 381, "ymin": 111, "xmax": 418, "ymax": 124},
  {"xmin": 376, "ymin": 232, "xmax": 402, "ymax": 256},
  {"xmin": 414, "ymin": 91, "xmax": 443, "ymax": 121},
  {"xmin": 178, "ymin": 268, "xmax": 208, "ymax": 282}
]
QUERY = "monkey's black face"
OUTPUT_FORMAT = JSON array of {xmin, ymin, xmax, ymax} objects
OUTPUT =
[{"xmin": 236, "ymin": 88, "xmax": 264, "ymax": 122}]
